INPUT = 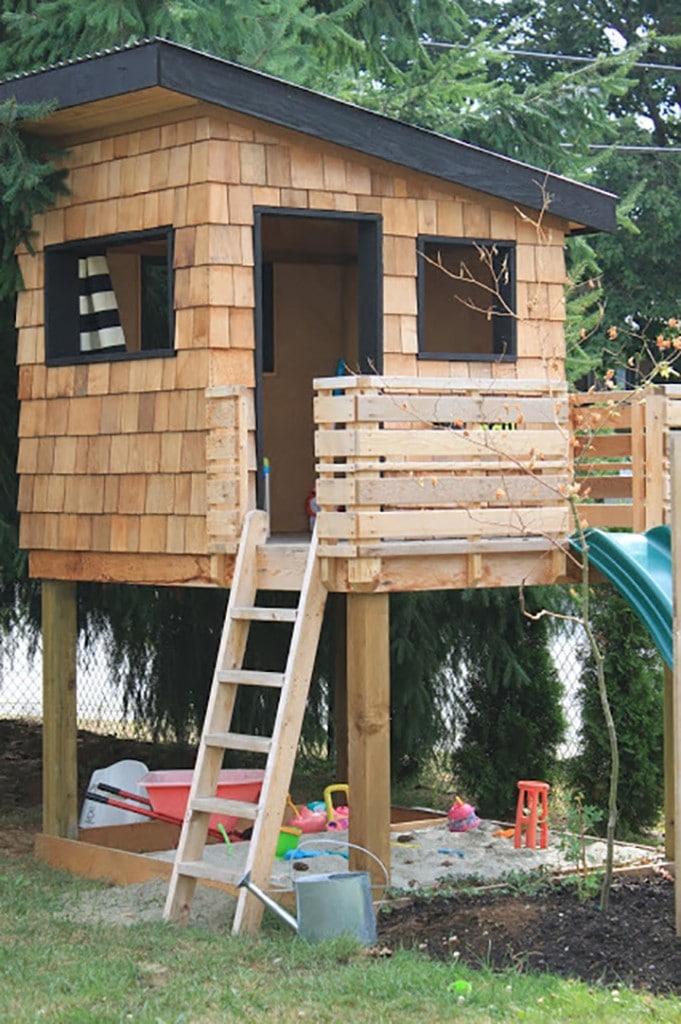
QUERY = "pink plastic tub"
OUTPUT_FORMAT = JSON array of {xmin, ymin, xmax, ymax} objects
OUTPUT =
[{"xmin": 140, "ymin": 768, "xmax": 265, "ymax": 832}]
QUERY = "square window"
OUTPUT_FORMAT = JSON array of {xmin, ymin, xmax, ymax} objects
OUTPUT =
[
  {"xmin": 44, "ymin": 228, "xmax": 174, "ymax": 364},
  {"xmin": 418, "ymin": 237, "xmax": 516, "ymax": 361}
]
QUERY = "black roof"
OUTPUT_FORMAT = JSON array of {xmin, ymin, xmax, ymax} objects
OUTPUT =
[{"xmin": 0, "ymin": 38, "xmax": 617, "ymax": 232}]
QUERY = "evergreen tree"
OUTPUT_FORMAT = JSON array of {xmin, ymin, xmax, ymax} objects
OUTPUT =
[
  {"xmin": 389, "ymin": 591, "xmax": 462, "ymax": 780},
  {"xmin": 451, "ymin": 588, "xmax": 565, "ymax": 820},
  {"xmin": 0, "ymin": 1, "xmax": 647, "ymax": 754},
  {"xmin": 571, "ymin": 586, "xmax": 663, "ymax": 838},
  {"xmin": 0, "ymin": 98, "xmax": 66, "ymax": 611}
]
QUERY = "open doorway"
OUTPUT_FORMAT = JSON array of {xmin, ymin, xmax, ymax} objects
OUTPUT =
[{"xmin": 254, "ymin": 210, "xmax": 382, "ymax": 534}]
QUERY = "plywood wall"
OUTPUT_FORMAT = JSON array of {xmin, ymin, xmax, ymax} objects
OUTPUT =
[{"xmin": 15, "ymin": 103, "xmax": 568, "ymax": 584}]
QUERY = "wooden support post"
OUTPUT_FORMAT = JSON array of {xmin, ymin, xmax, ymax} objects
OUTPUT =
[
  {"xmin": 331, "ymin": 593, "xmax": 348, "ymax": 781},
  {"xmin": 664, "ymin": 665, "xmax": 674, "ymax": 861},
  {"xmin": 631, "ymin": 398, "xmax": 646, "ymax": 533},
  {"xmin": 645, "ymin": 393, "xmax": 665, "ymax": 530},
  {"xmin": 347, "ymin": 592, "xmax": 391, "ymax": 889},
  {"xmin": 670, "ymin": 433, "xmax": 681, "ymax": 934},
  {"xmin": 42, "ymin": 580, "xmax": 78, "ymax": 839}
]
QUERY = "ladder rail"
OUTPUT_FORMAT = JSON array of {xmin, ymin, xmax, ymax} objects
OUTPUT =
[
  {"xmin": 164, "ymin": 511, "xmax": 327, "ymax": 935},
  {"xmin": 232, "ymin": 524, "xmax": 327, "ymax": 934},
  {"xmin": 164, "ymin": 510, "xmax": 269, "ymax": 921}
]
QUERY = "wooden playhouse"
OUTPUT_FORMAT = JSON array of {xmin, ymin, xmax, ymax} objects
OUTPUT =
[{"xmin": 5, "ymin": 39, "xmax": 679, "ymax": 933}]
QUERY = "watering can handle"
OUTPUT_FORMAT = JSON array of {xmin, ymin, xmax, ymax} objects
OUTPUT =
[{"xmin": 296, "ymin": 837, "xmax": 390, "ymax": 898}]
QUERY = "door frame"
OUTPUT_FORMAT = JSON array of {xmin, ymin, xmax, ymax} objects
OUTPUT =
[{"xmin": 252, "ymin": 207, "xmax": 383, "ymax": 512}]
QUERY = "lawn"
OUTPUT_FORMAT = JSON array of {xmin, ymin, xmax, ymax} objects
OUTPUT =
[{"xmin": 2, "ymin": 852, "xmax": 680, "ymax": 1023}]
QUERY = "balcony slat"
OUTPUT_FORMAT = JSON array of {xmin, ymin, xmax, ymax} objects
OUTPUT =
[
  {"xmin": 576, "ymin": 503, "xmax": 634, "ymax": 530},
  {"xmin": 317, "ymin": 475, "xmax": 566, "ymax": 508},
  {"xmin": 317, "ymin": 506, "xmax": 570, "ymax": 541},
  {"xmin": 580, "ymin": 477, "xmax": 633, "ymax": 501},
  {"xmin": 316, "ymin": 457, "xmax": 567, "ymax": 475},
  {"xmin": 315, "ymin": 427, "xmax": 569, "ymax": 460},
  {"xmin": 314, "ymin": 374, "xmax": 567, "ymax": 393},
  {"xmin": 574, "ymin": 434, "xmax": 632, "ymax": 458},
  {"xmin": 315, "ymin": 394, "xmax": 569, "ymax": 426}
]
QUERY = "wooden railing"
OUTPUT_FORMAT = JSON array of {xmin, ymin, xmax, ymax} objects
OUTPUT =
[
  {"xmin": 571, "ymin": 387, "xmax": 681, "ymax": 532},
  {"xmin": 313, "ymin": 375, "xmax": 572, "ymax": 558},
  {"xmin": 205, "ymin": 385, "xmax": 255, "ymax": 555}
]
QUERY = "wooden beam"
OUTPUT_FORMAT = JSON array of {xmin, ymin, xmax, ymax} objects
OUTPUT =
[
  {"xmin": 30, "ymin": 551, "xmax": 217, "ymax": 586},
  {"xmin": 347, "ymin": 592, "xmax": 391, "ymax": 890},
  {"xmin": 646, "ymin": 394, "xmax": 666, "ymax": 529},
  {"xmin": 671, "ymin": 432, "xmax": 681, "ymax": 934},
  {"xmin": 664, "ymin": 664, "xmax": 674, "ymax": 861},
  {"xmin": 330, "ymin": 594, "xmax": 348, "ymax": 781},
  {"xmin": 42, "ymin": 579, "xmax": 78, "ymax": 839}
]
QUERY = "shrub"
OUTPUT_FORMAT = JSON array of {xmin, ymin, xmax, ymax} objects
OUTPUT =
[
  {"xmin": 451, "ymin": 588, "xmax": 565, "ymax": 820},
  {"xmin": 571, "ymin": 585, "xmax": 663, "ymax": 838}
]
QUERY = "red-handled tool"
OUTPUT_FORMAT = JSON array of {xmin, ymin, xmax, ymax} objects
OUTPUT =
[
  {"xmin": 96, "ymin": 782, "xmax": 153, "ymax": 806},
  {"xmin": 84, "ymin": 789, "xmax": 225, "ymax": 839}
]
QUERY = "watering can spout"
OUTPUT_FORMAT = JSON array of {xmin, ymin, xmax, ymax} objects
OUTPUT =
[{"xmin": 237, "ymin": 870, "xmax": 299, "ymax": 933}]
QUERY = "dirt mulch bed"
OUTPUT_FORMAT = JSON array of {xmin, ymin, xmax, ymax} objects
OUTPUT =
[{"xmin": 378, "ymin": 873, "xmax": 681, "ymax": 995}]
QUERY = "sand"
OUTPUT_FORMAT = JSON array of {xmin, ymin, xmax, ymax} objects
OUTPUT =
[{"xmin": 64, "ymin": 818, "xmax": 663, "ymax": 930}]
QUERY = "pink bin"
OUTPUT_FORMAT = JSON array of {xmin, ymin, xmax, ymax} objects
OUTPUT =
[{"xmin": 140, "ymin": 768, "xmax": 265, "ymax": 832}]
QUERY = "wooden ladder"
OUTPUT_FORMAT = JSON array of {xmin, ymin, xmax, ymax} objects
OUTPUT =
[{"xmin": 163, "ymin": 509, "xmax": 327, "ymax": 934}]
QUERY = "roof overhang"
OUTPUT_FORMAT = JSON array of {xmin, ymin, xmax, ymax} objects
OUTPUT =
[{"xmin": 0, "ymin": 39, "xmax": 618, "ymax": 234}]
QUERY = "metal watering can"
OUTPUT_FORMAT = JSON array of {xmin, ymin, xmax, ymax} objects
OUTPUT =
[{"xmin": 238, "ymin": 868, "xmax": 378, "ymax": 944}]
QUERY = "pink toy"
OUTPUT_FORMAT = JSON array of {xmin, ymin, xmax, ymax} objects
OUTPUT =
[
  {"xmin": 447, "ymin": 796, "xmax": 480, "ymax": 832},
  {"xmin": 288, "ymin": 805, "xmax": 327, "ymax": 833}
]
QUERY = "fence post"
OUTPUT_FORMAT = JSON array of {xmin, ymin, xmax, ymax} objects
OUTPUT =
[
  {"xmin": 670, "ymin": 432, "xmax": 681, "ymax": 935},
  {"xmin": 42, "ymin": 579, "xmax": 78, "ymax": 839},
  {"xmin": 347, "ymin": 592, "xmax": 391, "ymax": 887},
  {"xmin": 645, "ymin": 392, "xmax": 665, "ymax": 530},
  {"xmin": 631, "ymin": 397, "xmax": 646, "ymax": 533}
]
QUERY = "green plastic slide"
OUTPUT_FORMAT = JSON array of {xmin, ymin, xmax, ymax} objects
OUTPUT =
[{"xmin": 569, "ymin": 526, "xmax": 672, "ymax": 668}]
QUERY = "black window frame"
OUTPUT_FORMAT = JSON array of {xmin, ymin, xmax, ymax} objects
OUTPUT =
[
  {"xmin": 44, "ymin": 226, "xmax": 175, "ymax": 366},
  {"xmin": 417, "ymin": 235, "xmax": 517, "ymax": 363}
]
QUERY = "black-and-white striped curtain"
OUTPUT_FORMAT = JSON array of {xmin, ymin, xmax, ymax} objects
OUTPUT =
[{"xmin": 78, "ymin": 255, "xmax": 126, "ymax": 352}]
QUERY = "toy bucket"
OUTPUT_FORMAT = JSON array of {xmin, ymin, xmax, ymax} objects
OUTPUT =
[
  {"xmin": 294, "ymin": 871, "xmax": 377, "ymax": 944},
  {"xmin": 276, "ymin": 826, "xmax": 302, "ymax": 858}
]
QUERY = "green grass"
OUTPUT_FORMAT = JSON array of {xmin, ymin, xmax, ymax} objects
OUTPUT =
[{"xmin": 2, "ymin": 853, "xmax": 681, "ymax": 1023}]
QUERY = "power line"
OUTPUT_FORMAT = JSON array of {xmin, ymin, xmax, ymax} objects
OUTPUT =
[
  {"xmin": 424, "ymin": 40, "xmax": 681, "ymax": 74},
  {"xmin": 561, "ymin": 144, "xmax": 681, "ymax": 152}
]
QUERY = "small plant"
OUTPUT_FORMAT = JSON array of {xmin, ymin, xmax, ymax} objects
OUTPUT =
[
  {"xmin": 497, "ymin": 867, "xmax": 552, "ymax": 899},
  {"xmin": 558, "ymin": 792, "xmax": 604, "ymax": 897}
]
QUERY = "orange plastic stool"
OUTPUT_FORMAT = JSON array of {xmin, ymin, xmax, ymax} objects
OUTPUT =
[{"xmin": 514, "ymin": 780, "xmax": 550, "ymax": 850}]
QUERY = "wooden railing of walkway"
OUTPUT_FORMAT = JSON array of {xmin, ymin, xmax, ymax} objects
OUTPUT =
[
  {"xmin": 313, "ymin": 380, "xmax": 681, "ymax": 568},
  {"xmin": 572, "ymin": 386, "xmax": 681, "ymax": 533}
]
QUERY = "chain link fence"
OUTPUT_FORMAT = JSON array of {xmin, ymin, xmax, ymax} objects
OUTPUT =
[
  {"xmin": 0, "ymin": 630, "xmax": 139, "ymax": 737},
  {"xmin": 1, "ymin": 619, "xmax": 590, "ymax": 759}
]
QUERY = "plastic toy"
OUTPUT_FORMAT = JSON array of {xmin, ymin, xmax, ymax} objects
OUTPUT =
[
  {"xmin": 447, "ymin": 980, "xmax": 472, "ymax": 997},
  {"xmin": 285, "ymin": 786, "xmax": 351, "ymax": 833},
  {"xmin": 324, "ymin": 783, "xmax": 350, "ymax": 830},
  {"xmin": 276, "ymin": 826, "xmax": 302, "ymax": 858},
  {"xmin": 447, "ymin": 796, "xmax": 480, "ymax": 832},
  {"xmin": 305, "ymin": 490, "xmax": 320, "ymax": 531},
  {"xmin": 285, "ymin": 794, "xmax": 327, "ymax": 833},
  {"xmin": 288, "ymin": 806, "xmax": 328, "ymax": 833}
]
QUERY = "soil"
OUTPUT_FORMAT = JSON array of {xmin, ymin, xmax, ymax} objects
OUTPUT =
[
  {"xmin": 3, "ymin": 718, "xmax": 681, "ymax": 996},
  {"xmin": 378, "ymin": 874, "xmax": 681, "ymax": 995}
]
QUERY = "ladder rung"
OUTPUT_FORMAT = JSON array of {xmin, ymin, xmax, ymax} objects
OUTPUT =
[
  {"xmin": 176, "ymin": 860, "xmax": 236, "ymax": 885},
  {"xmin": 218, "ymin": 669, "xmax": 285, "ymax": 688},
  {"xmin": 232, "ymin": 606, "xmax": 297, "ymax": 623},
  {"xmin": 191, "ymin": 796, "xmax": 259, "ymax": 820},
  {"xmin": 205, "ymin": 731, "xmax": 272, "ymax": 754}
]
